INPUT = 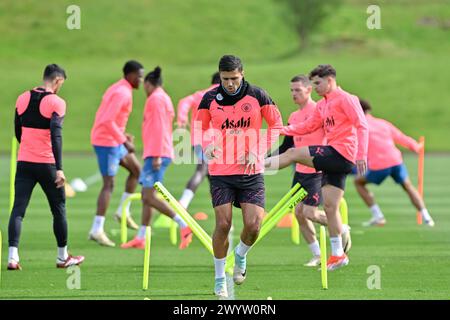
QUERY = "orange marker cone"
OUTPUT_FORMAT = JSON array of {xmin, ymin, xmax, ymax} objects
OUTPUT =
[{"xmin": 194, "ymin": 212, "xmax": 208, "ymax": 221}]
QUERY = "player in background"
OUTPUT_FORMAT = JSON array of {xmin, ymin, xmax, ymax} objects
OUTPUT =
[
  {"xmin": 177, "ymin": 72, "xmax": 220, "ymax": 209},
  {"xmin": 273, "ymin": 75, "xmax": 351, "ymax": 267},
  {"xmin": 121, "ymin": 67, "xmax": 193, "ymax": 250},
  {"xmin": 354, "ymin": 98, "xmax": 435, "ymax": 227},
  {"xmin": 265, "ymin": 64, "xmax": 368, "ymax": 271},
  {"xmin": 196, "ymin": 55, "xmax": 283, "ymax": 298},
  {"xmin": 8, "ymin": 64, "xmax": 84, "ymax": 270},
  {"xmin": 89, "ymin": 60, "xmax": 144, "ymax": 247}
]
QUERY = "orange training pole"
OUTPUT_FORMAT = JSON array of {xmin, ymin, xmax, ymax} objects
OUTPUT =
[{"xmin": 416, "ymin": 136, "xmax": 425, "ymax": 225}]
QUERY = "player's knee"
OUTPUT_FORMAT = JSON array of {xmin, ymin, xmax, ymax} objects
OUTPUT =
[
  {"xmin": 216, "ymin": 219, "xmax": 232, "ymax": 234},
  {"xmin": 323, "ymin": 201, "xmax": 338, "ymax": 214},
  {"xmin": 141, "ymin": 192, "xmax": 153, "ymax": 206},
  {"xmin": 245, "ymin": 221, "xmax": 261, "ymax": 237},
  {"xmin": 102, "ymin": 178, "xmax": 114, "ymax": 192},
  {"xmin": 302, "ymin": 207, "xmax": 316, "ymax": 220}
]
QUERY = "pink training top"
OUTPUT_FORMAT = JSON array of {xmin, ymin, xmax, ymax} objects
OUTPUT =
[
  {"xmin": 142, "ymin": 87, "xmax": 175, "ymax": 159},
  {"xmin": 196, "ymin": 82, "xmax": 283, "ymax": 176},
  {"xmin": 287, "ymin": 99, "xmax": 326, "ymax": 174},
  {"xmin": 282, "ymin": 87, "xmax": 368, "ymax": 164},
  {"xmin": 366, "ymin": 114, "xmax": 421, "ymax": 170},
  {"xmin": 91, "ymin": 79, "xmax": 133, "ymax": 147},
  {"xmin": 177, "ymin": 84, "xmax": 219, "ymax": 145},
  {"xmin": 16, "ymin": 88, "xmax": 66, "ymax": 164}
]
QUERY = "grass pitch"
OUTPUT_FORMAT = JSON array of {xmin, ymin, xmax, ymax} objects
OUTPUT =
[{"xmin": 0, "ymin": 154, "xmax": 449, "ymax": 300}]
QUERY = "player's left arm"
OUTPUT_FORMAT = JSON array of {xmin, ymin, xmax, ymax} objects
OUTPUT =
[
  {"xmin": 50, "ymin": 98, "xmax": 66, "ymax": 188},
  {"xmin": 342, "ymin": 95, "xmax": 369, "ymax": 175},
  {"xmin": 388, "ymin": 121, "xmax": 421, "ymax": 153}
]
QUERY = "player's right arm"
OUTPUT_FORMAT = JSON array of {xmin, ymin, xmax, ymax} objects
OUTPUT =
[
  {"xmin": 14, "ymin": 109, "xmax": 22, "ymax": 143},
  {"xmin": 177, "ymin": 94, "xmax": 196, "ymax": 128},
  {"xmin": 196, "ymin": 91, "xmax": 220, "ymax": 159}
]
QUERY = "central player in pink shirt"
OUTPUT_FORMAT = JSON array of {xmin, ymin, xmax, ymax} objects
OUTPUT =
[
  {"xmin": 354, "ymin": 99, "xmax": 434, "ymax": 227},
  {"xmin": 272, "ymin": 75, "xmax": 351, "ymax": 268},
  {"xmin": 121, "ymin": 67, "xmax": 193, "ymax": 250},
  {"xmin": 89, "ymin": 61, "xmax": 144, "ymax": 247},
  {"xmin": 196, "ymin": 55, "xmax": 283, "ymax": 298},
  {"xmin": 177, "ymin": 72, "xmax": 220, "ymax": 210},
  {"xmin": 265, "ymin": 64, "xmax": 369, "ymax": 271}
]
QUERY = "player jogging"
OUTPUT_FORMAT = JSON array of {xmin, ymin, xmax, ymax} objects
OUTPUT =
[
  {"xmin": 8, "ymin": 64, "xmax": 84, "ymax": 270},
  {"xmin": 121, "ymin": 67, "xmax": 193, "ymax": 249},
  {"xmin": 354, "ymin": 98, "xmax": 435, "ymax": 227},
  {"xmin": 196, "ymin": 55, "xmax": 283, "ymax": 298},
  {"xmin": 89, "ymin": 60, "xmax": 144, "ymax": 247}
]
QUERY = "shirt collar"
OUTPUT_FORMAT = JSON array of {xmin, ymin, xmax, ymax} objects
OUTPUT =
[
  {"xmin": 324, "ymin": 86, "xmax": 343, "ymax": 100},
  {"xmin": 120, "ymin": 78, "xmax": 133, "ymax": 90}
]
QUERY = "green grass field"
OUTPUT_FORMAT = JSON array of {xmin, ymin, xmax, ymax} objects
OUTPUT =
[{"xmin": 0, "ymin": 154, "xmax": 449, "ymax": 300}]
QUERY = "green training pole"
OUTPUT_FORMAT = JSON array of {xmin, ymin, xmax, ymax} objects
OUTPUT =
[
  {"xmin": 9, "ymin": 137, "xmax": 18, "ymax": 214},
  {"xmin": 320, "ymin": 226, "xmax": 328, "ymax": 289},
  {"xmin": 169, "ymin": 220, "xmax": 178, "ymax": 246},
  {"xmin": 262, "ymin": 183, "xmax": 300, "ymax": 224},
  {"xmin": 154, "ymin": 182, "xmax": 213, "ymax": 256},
  {"xmin": 225, "ymin": 188, "xmax": 308, "ymax": 273},
  {"xmin": 143, "ymin": 226, "xmax": 151, "ymax": 290},
  {"xmin": 291, "ymin": 211, "xmax": 300, "ymax": 245},
  {"xmin": 339, "ymin": 197, "xmax": 348, "ymax": 225}
]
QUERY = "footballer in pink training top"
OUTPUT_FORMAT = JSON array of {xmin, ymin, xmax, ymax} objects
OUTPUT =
[
  {"xmin": 177, "ymin": 72, "xmax": 220, "ymax": 210},
  {"xmin": 265, "ymin": 64, "xmax": 369, "ymax": 272},
  {"xmin": 8, "ymin": 64, "xmax": 84, "ymax": 270},
  {"xmin": 272, "ymin": 75, "xmax": 351, "ymax": 268},
  {"xmin": 196, "ymin": 55, "xmax": 283, "ymax": 298},
  {"xmin": 89, "ymin": 61, "xmax": 144, "ymax": 247},
  {"xmin": 354, "ymin": 98, "xmax": 434, "ymax": 227},
  {"xmin": 121, "ymin": 67, "xmax": 193, "ymax": 250}
]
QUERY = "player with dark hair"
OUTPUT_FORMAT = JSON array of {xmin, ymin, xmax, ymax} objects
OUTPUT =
[
  {"xmin": 273, "ymin": 74, "xmax": 351, "ymax": 267},
  {"xmin": 266, "ymin": 64, "xmax": 368, "ymax": 271},
  {"xmin": 121, "ymin": 67, "xmax": 193, "ymax": 250},
  {"xmin": 196, "ymin": 55, "xmax": 283, "ymax": 298},
  {"xmin": 8, "ymin": 64, "xmax": 84, "ymax": 270},
  {"xmin": 89, "ymin": 60, "xmax": 144, "ymax": 247},
  {"xmin": 177, "ymin": 72, "xmax": 220, "ymax": 209}
]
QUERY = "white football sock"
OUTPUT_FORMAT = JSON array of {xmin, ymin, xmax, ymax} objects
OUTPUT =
[
  {"xmin": 90, "ymin": 215, "xmax": 105, "ymax": 234},
  {"xmin": 236, "ymin": 240, "xmax": 252, "ymax": 257},
  {"xmin": 137, "ymin": 226, "xmax": 147, "ymax": 239},
  {"xmin": 421, "ymin": 208, "xmax": 432, "ymax": 221},
  {"xmin": 8, "ymin": 247, "xmax": 19, "ymax": 262},
  {"xmin": 370, "ymin": 204, "xmax": 384, "ymax": 220},
  {"xmin": 330, "ymin": 236, "xmax": 344, "ymax": 256},
  {"xmin": 214, "ymin": 257, "xmax": 226, "ymax": 279},
  {"xmin": 308, "ymin": 240, "xmax": 321, "ymax": 257},
  {"xmin": 116, "ymin": 192, "xmax": 132, "ymax": 217},
  {"xmin": 58, "ymin": 246, "xmax": 68, "ymax": 261},
  {"xmin": 173, "ymin": 214, "xmax": 188, "ymax": 228},
  {"xmin": 179, "ymin": 189, "xmax": 194, "ymax": 209}
]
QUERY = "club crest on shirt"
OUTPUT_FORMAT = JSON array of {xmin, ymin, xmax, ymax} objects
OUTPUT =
[
  {"xmin": 241, "ymin": 103, "xmax": 252, "ymax": 113},
  {"xmin": 216, "ymin": 93, "xmax": 223, "ymax": 101}
]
